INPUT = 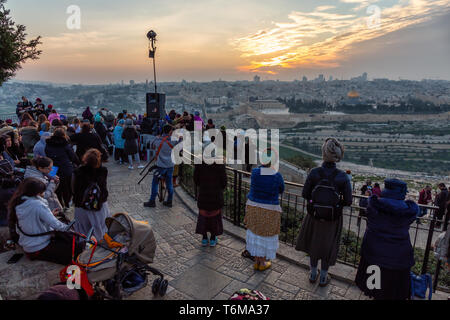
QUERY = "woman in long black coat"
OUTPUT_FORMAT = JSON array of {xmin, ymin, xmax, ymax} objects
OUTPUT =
[
  {"xmin": 193, "ymin": 161, "xmax": 227, "ymax": 247},
  {"xmin": 121, "ymin": 119, "xmax": 143, "ymax": 169},
  {"xmin": 70, "ymin": 122, "xmax": 107, "ymax": 161},
  {"xmin": 295, "ymin": 138, "xmax": 352, "ymax": 287},
  {"xmin": 45, "ymin": 128, "xmax": 80, "ymax": 209}
]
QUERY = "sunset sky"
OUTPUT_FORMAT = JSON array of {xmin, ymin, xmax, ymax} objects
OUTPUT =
[{"xmin": 6, "ymin": 0, "xmax": 450, "ymax": 84}]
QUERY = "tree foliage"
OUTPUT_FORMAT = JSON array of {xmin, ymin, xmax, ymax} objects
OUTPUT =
[{"xmin": 0, "ymin": 0, "xmax": 42, "ymax": 85}]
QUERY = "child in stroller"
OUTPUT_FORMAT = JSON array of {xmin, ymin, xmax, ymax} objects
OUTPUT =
[{"xmin": 61, "ymin": 212, "xmax": 168, "ymax": 300}]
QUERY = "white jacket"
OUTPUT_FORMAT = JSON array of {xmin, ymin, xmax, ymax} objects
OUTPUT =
[{"xmin": 16, "ymin": 196, "xmax": 67, "ymax": 253}]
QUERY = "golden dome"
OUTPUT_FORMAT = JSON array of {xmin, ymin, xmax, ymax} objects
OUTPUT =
[{"xmin": 347, "ymin": 90, "xmax": 360, "ymax": 98}]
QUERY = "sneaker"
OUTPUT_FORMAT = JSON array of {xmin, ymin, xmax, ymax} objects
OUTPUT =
[
  {"xmin": 209, "ymin": 239, "xmax": 217, "ymax": 247},
  {"xmin": 319, "ymin": 274, "xmax": 331, "ymax": 287},
  {"xmin": 144, "ymin": 201, "xmax": 156, "ymax": 208},
  {"xmin": 201, "ymin": 239, "xmax": 209, "ymax": 247},
  {"xmin": 163, "ymin": 201, "xmax": 172, "ymax": 208},
  {"xmin": 309, "ymin": 269, "xmax": 319, "ymax": 283},
  {"xmin": 128, "ymin": 166, "xmax": 134, "ymax": 170},
  {"xmin": 138, "ymin": 165, "xmax": 145, "ymax": 169}
]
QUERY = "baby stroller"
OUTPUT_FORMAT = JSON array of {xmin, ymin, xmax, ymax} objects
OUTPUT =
[{"xmin": 61, "ymin": 212, "xmax": 168, "ymax": 300}]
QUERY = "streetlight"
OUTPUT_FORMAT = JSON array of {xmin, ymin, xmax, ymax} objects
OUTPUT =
[{"xmin": 147, "ymin": 30, "xmax": 157, "ymax": 93}]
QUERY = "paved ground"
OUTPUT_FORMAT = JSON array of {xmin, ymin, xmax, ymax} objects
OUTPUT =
[{"xmin": 106, "ymin": 161, "xmax": 368, "ymax": 300}]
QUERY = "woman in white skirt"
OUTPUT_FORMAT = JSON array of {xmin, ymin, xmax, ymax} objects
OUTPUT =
[{"xmin": 244, "ymin": 161, "xmax": 284, "ymax": 271}]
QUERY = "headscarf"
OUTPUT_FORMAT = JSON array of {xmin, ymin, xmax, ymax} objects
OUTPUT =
[
  {"xmin": 381, "ymin": 179, "xmax": 408, "ymax": 201},
  {"xmin": 322, "ymin": 137, "xmax": 344, "ymax": 163},
  {"xmin": 94, "ymin": 114, "xmax": 103, "ymax": 123}
]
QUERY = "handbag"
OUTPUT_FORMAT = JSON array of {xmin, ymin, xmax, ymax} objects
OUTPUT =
[{"xmin": 410, "ymin": 272, "xmax": 432, "ymax": 300}]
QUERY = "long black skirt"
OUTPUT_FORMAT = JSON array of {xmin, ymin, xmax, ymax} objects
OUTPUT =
[
  {"xmin": 355, "ymin": 255, "xmax": 411, "ymax": 300},
  {"xmin": 195, "ymin": 212, "xmax": 223, "ymax": 237}
]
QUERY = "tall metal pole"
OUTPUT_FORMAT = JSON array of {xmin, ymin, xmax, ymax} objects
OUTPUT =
[{"xmin": 151, "ymin": 37, "xmax": 157, "ymax": 94}]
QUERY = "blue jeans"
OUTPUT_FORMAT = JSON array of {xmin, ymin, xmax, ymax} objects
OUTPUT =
[
  {"xmin": 418, "ymin": 207, "xmax": 427, "ymax": 218},
  {"xmin": 149, "ymin": 167, "xmax": 174, "ymax": 202}
]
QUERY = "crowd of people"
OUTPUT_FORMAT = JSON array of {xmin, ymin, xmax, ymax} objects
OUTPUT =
[{"xmin": 1, "ymin": 95, "xmax": 449, "ymax": 301}]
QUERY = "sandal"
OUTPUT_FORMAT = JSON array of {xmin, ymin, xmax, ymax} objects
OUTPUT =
[{"xmin": 241, "ymin": 250, "xmax": 255, "ymax": 261}]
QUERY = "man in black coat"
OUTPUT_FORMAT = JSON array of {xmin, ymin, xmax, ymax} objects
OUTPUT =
[{"xmin": 434, "ymin": 183, "xmax": 449, "ymax": 228}]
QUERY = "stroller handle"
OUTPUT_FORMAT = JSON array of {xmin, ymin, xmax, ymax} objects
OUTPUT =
[{"xmin": 64, "ymin": 220, "xmax": 76, "ymax": 232}]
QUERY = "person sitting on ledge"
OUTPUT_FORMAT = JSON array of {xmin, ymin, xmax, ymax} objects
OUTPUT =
[{"xmin": 8, "ymin": 178, "xmax": 83, "ymax": 265}]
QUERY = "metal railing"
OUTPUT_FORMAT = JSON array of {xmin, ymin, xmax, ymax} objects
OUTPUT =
[{"xmin": 179, "ymin": 163, "xmax": 449, "ymax": 292}]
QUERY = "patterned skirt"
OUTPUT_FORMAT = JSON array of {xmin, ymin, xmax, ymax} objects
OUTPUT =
[{"xmin": 244, "ymin": 200, "xmax": 281, "ymax": 260}]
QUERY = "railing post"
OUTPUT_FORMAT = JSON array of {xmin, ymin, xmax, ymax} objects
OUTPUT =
[
  {"xmin": 237, "ymin": 172, "xmax": 242, "ymax": 226},
  {"xmin": 233, "ymin": 169, "xmax": 238, "ymax": 226},
  {"xmin": 421, "ymin": 210, "xmax": 437, "ymax": 275}
]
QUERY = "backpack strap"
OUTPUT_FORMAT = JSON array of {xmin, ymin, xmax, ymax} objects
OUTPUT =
[
  {"xmin": 16, "ymin": 222, "xmax": 54, "ymax": 237},
  {"xmin": 155, "ymin": 136, "xmax": 174, "ymax": 158}
]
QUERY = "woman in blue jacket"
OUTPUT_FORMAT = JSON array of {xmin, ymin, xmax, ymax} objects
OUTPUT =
[
  {"xmin": 112, "ymin": 119, "xmax": 126, "ymax": 164},
  {"xmin": 355, "ymin": 178, "xmax": 418, "ymax": 300},
  {"xmin": 244, "ymin": 153, "xmax": 285, "ymax": 271}
]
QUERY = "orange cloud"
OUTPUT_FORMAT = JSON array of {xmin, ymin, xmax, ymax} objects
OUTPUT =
[{"xmin": 232, "ymin": 0, "xmax": 450, "ymax": 74}]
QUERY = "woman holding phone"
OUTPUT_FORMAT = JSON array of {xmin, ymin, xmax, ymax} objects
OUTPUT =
[{"xmin": 24, "ymin": 156, "xmax": 63, "ymax": 213}]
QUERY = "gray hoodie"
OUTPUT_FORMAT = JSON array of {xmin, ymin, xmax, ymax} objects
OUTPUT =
[
  {"xmin": 33, "ymin": 132, "xmax": 51, "ymax": 158},
  {"xmin": 16, "ymin": 196, "xmax": 67, "ymax": 253},
  {"xmin": 151, "ymin": 134, "xmax": 181, "ymax": 168},
  {"xmin": 24, "ymin": 166, "xmax": 63, "ymax": 212}
]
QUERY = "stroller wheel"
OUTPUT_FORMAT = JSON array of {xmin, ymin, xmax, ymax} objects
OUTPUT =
[
  {"xmin": 158, "ymin": 279, "xmax": 168, "ymax": 296},
  {"xmin": 152, "ymin": 278, "xmax": 161, "ymax": 295}
]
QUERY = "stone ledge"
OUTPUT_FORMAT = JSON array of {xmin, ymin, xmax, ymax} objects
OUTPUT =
[{"xmin": 0, "ymin": 248, "xmax": 62, "ymax": 300}]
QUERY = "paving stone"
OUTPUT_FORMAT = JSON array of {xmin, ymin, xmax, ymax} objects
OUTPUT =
[
  {"xmin": 170, "ymin": 264, "xmax": 232, "ymax": 300},
  {"xmin": 246, "ymin": 270, "xmax": 269, "ymax": 288},
  {"xmin": 278, "ymin": 269, "xmax": 317, "ymax": 293},
  {"xmin": 329, "ymin": 284, "xmax": 348, "ymax": 297},
  {"xmin": 256, "ymin": 282, "xmax": 295, "ymax": 300},
  {"xmin": 222, "ymin": 280, "xmax": 249, "ymax": 295},
  {"xmin": 345, "ymin": 285, "xmax": 363, "ymax": 300},
  {"xmin": 263, "ymin": 270, "xmax": 282, "ymax": 286},
  {"xmin": 294, "ymin": 289, "xmax": 323, "ymax": 300},
  {"xmin": 272, "ymin": 279, "xmax": 300, "ymax": 294},
  {"xmin": 213, "ymin": 292, "xmax": 231, "ymax": 300}
]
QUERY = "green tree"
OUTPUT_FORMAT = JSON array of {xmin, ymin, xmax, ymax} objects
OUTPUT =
[{"xmin": 0, "ymin": 0, "xmax": 42, "ymax": 85}]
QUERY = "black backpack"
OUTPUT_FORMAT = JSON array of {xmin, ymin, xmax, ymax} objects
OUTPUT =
[
  {"xmin": 82, "ymin": 182, "xmax": 102, "ymax": 211},
  {"xmin": 307, "ymin": 168, "xmax": 342, "ymax": 221}
]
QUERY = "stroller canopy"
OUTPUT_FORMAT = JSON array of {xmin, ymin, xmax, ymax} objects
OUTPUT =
[{"xmin": 77, "ymin": 212, "xmax": 156, "ymax": 282}]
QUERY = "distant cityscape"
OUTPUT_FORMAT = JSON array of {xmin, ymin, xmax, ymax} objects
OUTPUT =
[{"xmin": 1, "ymin": 73, "xmax": 449, "ymax": 116}]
